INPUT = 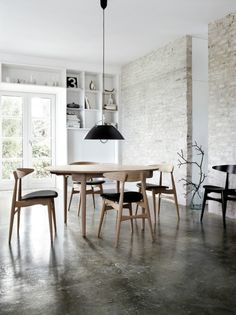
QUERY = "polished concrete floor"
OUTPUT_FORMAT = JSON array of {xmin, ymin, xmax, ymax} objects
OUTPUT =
[{"xmin": 0, "ymin": 188, "xmax": 236, "ymax": 315}]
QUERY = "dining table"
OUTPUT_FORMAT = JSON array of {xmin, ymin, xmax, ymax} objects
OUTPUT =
[{"xmin": 46, "ymin": 163, "xmax": 159, "ymax": 237}]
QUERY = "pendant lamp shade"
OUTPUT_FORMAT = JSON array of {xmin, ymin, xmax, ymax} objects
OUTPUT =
[
  {"xmin": 85, "ymin": 125, "xmax": 124, "ymax": 140},
  {"xmin": 84, "ymin": 0, "xmax": 124, "ymax": 141}
]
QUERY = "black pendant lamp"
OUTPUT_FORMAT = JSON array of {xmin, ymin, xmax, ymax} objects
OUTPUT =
[{"xmin": 84, "ymin": 0, "xmax": 124, "ymax": 141}]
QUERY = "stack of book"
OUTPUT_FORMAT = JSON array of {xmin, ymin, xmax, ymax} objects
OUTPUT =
[{"xmin": 67, "ymin": 113, "xmax": 80, "ymax": 128}]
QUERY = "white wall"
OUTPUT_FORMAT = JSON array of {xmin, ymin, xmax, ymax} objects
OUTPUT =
[{"xmin": 120, "ymin": 36, "xmax": 192, "ymax": 205}]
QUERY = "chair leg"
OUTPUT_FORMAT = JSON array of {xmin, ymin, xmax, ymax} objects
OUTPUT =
[
  {"xmin": 115, "ymin": 206, "xmax": 123, "ymax": 247},
  {"xmin": 141, "ymin": 207, "xmax": 145, "ymax": 231},
  {"xmin": 128, "ymin": 203, "xmax": 133, "ymax": 233},
  {"xmin": 68, "ymin": 188, "xmax": 74, "ymax": 211},
  {"xmin": 135, "ymin": 187, "xmax": 141, "ymax": 215},
  {"xmin": 158, "ymin": 194, "xmax": 161, "ymax": 216},
  {"xmin": 78, "ymin": 196, "xmax": 81, "ymax": 216},
  {"xmin": 8, "ymin": 205, "xmax": 16, "ymax": 243},
  {"xmin": 17, "ymin": 207, "xmax": 21, "ymax": 235},
  {"xmin": 200, "ymin": 190, "xmax": 208, "ymax": 222},
  {"xmin": 98, "ymin": 200, "xmax": 106, "ymax": 238},
  {"xmin": 47, "ymin": 203, "xmax": 53, "ymax": 244},
  {"xmin": 100, "ymin": 184, "xmax": 104, "ymax": 194},
  {"xmin": 51, "ymin": 199, "xmax": 57, "ymax": 234},
  {"xmin": 222, "ymin": 192, "xmax": 227, "ymax": 229},
  {"xmin": 146, "ymin": 203, "xmax": 155, "ymax": 242},
  {"xmin": 173, "ymin": 192, "xmax": 180, "ymax": 219},
  {"xmin": 152, "ymin": 191, "xmax": 156, "ymax": 224},
  {"xmin": 92, "ymin": 187, "xmax": 96, "ymax": 210}
]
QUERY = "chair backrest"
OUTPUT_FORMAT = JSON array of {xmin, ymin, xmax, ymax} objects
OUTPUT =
[
  {"xmin": 212, "ymin": 164, "xmax": 236, "ymax": 190},
  {"xmin": 12, "ymin": 168, "xmax": 34, "ymax": 202},
  {"xmin": 103, "ymin": 171, "xmax": 151, "ymax": 183},
  {"xmin": 103, "ymin": 171, "xmax": 150, "ymax": 202},
  {"xmin": 213, "ymin": 165, "xmax": 236, "ymax": 174},
  {"xmin": 158, "ymin": 164, "xmax": 174, "ymax": 173}
]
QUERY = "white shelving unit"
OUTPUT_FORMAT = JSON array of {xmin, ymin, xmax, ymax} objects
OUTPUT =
[
  {"xmin": 66, "ymin": 70, "xmax": 119, "ymax": 130},
  {"xmin": 66, "ymin": 70, "xmax": 120, "ymax": 163}
]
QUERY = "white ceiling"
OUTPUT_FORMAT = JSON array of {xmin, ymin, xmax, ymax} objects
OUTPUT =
[{"xmin": 1, "ymin": 0, "xmax": 236, "ymax": 67}]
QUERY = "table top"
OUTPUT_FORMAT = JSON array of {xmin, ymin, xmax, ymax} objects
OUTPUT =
[{"xmin": 46, "ymin": 163, "xmax": 159, "ymax": 175}]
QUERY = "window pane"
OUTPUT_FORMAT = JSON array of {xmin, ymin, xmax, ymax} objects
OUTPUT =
[
  {"xmin": 32, "ymin": 159, "xmax": 51, "ymax": 178},
  {"xmin": 32, "ymin": 139, "xmax": 51, "ymax": 158},
  {"xmin": 32, "ymin": 119, "xmax": 50, "ymax": 139},
  {"xmin": 2, "ymin": 118, "xmax": 22, "ymax": 137},
  {"xmin": 2, "ymin": 139, "xmax": 23, "ymax": 158},
  {"xmin": 1, "ymin": 96, "xmax": 22, "ymax": 116},
  {"xmin": 2, "ymin": 160, "xmax": 22, "ymax": 180},
  {"xmin": 31, "ymin": 98, "xmax": 50, "ymax": 118},
  {"xmin": 1, "ymin": 95, "xmax": 23, "ymax": 181}
]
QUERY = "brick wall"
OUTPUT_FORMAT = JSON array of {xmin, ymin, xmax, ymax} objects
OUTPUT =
[
  {"xmin": 208, "ymin": 13, "xmax": 236, "ymax": 218},
  {"xmin": 120, "ymin": 36, "xmax": 192, "ymax": 205}
]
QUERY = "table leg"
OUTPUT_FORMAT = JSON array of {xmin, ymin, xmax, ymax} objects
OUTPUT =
[
  {"xmin": 116, "ymin": 181, "xmax": 120, "ymax": 193},
  {"xmin": 63, "ymin": 175, "xmax": 68, "ymax": 224},
  {"xmin": 80, "ymin": 174, "xmax": 87, "ymax": 237}
]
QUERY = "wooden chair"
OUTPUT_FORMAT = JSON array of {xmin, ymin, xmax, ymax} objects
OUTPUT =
[
  {"xmin": 136, "ymin": 165, "xmax": 179, "ymax": 223},
  {"xmin": 98, "ymin": 171, "xmax": 154, "ymax": 247},
  {"xmin": 67, "ymin": 161, "xmax": 105, "ymax": 215},
  {"xmin": 9, "ymin": 168, "xmax": 58, "ymax": 244}
]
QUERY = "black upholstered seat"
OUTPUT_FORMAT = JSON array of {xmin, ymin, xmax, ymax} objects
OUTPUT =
[
  {"xmin": 137, "ymin": 182, "xmax": 168, "ymax": 190},
  {"xmin": 101, "ymin": 191, "xmax": 143, "ymax": 203},
  {"xmin": 75, "ymin": 180, "xmax": 105, "ymax": 186},
  {"xmin": 22, "ymin": 190, "xmax": 58, "ymax": 200},
  {"xmin": 202, "ymin": 185, "xmax": 224, "ymax": 192}
]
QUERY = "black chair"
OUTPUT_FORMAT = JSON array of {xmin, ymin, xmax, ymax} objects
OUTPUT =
[{"xmin": 201, "ymin": 165, "xmax": 236, "ymax": 228}]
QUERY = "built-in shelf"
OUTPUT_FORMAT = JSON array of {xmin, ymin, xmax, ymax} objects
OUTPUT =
[
  {"xmin": 1, "ymin": 63, "xmax": 65, "ymax": 87},
  {"xmin": 66, "ymin": 70, "xmax": 119, "ymax": 130}
]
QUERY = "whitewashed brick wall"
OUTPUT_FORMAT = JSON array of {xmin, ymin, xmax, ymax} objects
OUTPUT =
[
  {"xmin": 208, "ymin": 13, "xmax": 236, "ymax": 218},
  {"xmin": 120, "ymin": 36, "xmax": 192, "ymax": 205}
]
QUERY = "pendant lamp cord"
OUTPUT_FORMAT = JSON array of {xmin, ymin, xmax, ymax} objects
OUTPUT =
[{"xmin": 102, "ymin": 7, "xmax": 105, "ymax": 124}]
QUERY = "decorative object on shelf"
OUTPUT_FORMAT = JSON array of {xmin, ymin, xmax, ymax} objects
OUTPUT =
[
  {"xmin": 89, "ymin": 80, "xmax": 96, "ymax": 90},
  {"xmin": 177, "ymin": 141, "xmax": 207, "ymax": 209},
  {"xmin": 85, "ymin": 0, "xmax": 124, "ymax": 141},
  {"xmin": 67, "ymin": 102, "xmax": 80, "ymax": 109},
  {"xmin": 67, "ymin": 76, "xmax": 78, "ymax": 88},
  {"xmin": 84, "ymin": 97, "xmax": 91, "ymax": 109},
  {"xmin": 108, "ymin": 94, "xmax": 113, "ymax": 105},
  {"xmin": 103, "ymin": 104, "xmax": 117, "ymax": 111},
  {"xmin": 105, "ymin": 88, "xmax": 115, "ymax": 93}
]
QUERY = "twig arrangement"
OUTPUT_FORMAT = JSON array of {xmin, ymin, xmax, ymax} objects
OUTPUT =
[{"xmin": 177, "ymin": 141, "xmax": 206, "ymax": 207}]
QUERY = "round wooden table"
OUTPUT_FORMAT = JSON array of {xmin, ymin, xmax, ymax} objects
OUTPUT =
[{"xmin": 46, "ymin": 163, "xmax": 159, "ymax": 237}]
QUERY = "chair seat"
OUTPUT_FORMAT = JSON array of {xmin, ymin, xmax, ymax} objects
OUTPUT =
[
  {"xmin": 203, "ymin": 185, "xmax": 224, "ymax": 192},
  {"xmin": 101, "ymin": 191, "xmax": 143, "ymax": 203},
  {"xmin": 137, "ymin": 182, "xmax": 169, "ymax": 190},
  {"xmin": 74, "ymin": 180, "xmax": 105, "ymax": 185},
  {"xmin": 22, "ymin": 190, "xmax": 58, "ymax": 200}
]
